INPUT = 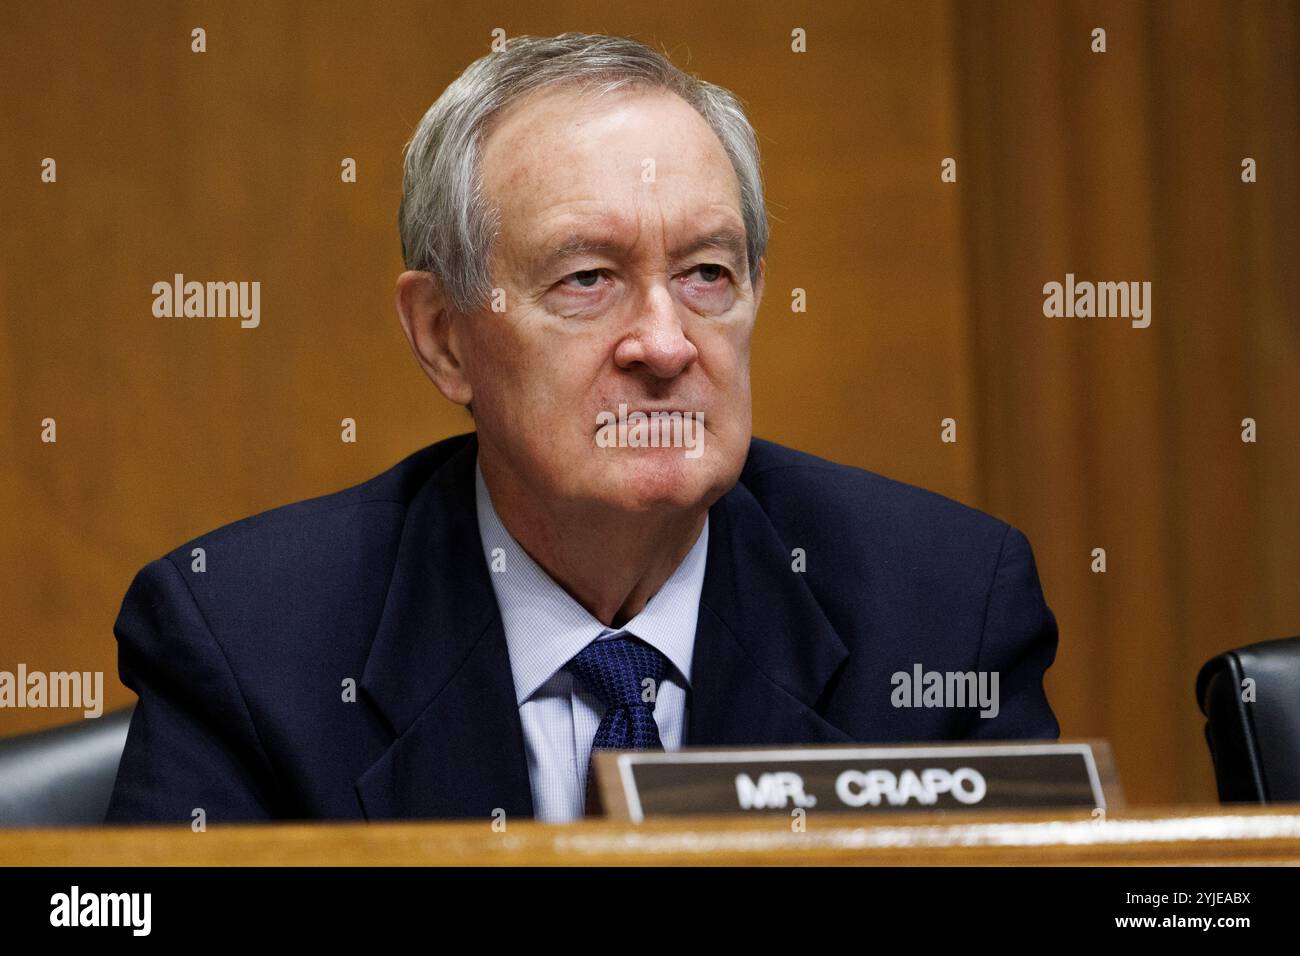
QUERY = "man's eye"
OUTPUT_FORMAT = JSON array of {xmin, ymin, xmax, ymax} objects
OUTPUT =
[
  {"xmin": 558, "ymin": 265, "xmax": 728, "ymax": 291},
  {"xmin": 563, "ymin": 269, "xmax": 605, "ymax": 289},
  {"xmin": 691, "ymin": 264, "xmax": 728, "ymax": 283}
]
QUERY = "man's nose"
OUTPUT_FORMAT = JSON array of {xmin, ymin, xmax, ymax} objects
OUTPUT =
[{"xmin": 613, "ymin": 284, "xmax": 699, "ymax": 378}]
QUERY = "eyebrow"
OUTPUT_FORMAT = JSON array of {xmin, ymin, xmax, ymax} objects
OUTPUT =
[{"xmin": 532, "ymin": 227, "xmax": 749, "ymax": 278}]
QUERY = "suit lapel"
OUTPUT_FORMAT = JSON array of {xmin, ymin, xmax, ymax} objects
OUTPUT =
[
  {"xmin": 354, "ymin": 436, "xmax": 854, "ymax": 820},
  {"xmin": 355, "ymin": 434, "xmax": 535, "ymax": 821},
  {"xmin": 688, "ymin": 477, "xmax": 855, "ymax": 748}
]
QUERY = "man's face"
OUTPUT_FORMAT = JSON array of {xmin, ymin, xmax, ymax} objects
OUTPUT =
[{"xmin": 460, "ymin": 84, "xmax": 763, "ymax": 517}]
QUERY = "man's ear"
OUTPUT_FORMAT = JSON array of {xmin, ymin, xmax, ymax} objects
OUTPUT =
[
  {"xmin": 395, "ymin": 270, "xmax": 473, "ymax": 407},
  {"xmin": 752, "ymin": 255, "xmax": 766, "ymax": 312}
]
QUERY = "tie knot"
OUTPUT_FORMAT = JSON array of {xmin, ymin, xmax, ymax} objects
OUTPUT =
[{"xmin": 564, "ymin": 633, "xmax": 670, "ymax": 712}]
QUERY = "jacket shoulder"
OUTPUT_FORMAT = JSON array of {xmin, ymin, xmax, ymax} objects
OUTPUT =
[
  {"xmin": 123, "ymin": 433, "xmax": 475, "ymax": 654},
  {"xmin": 740, "ymin": 437, "xmax": 1012, "ymax": 549},
  {"xmin": 156, "ymin": 432, "xmax": 472, "ymax": 566}
]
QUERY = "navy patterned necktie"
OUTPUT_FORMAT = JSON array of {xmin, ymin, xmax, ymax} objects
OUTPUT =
[{"xmin": 565, "ymin": 632, "xmax": 670, "ymax": 812}]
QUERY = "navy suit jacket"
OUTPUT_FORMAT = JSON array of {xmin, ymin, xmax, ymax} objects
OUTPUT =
[{"xmin": 105, "ymin": 432, "xmax": 1060, "ymax": 823}]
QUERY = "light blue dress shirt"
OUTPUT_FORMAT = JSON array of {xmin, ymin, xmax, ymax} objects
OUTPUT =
[{"xmin": 474, "ymin": 458, "xmax": 707, "ymax": 823}]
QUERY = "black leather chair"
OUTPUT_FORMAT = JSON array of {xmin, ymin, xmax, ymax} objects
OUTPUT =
[
  {"xmin": 1196, "ymin": 636, "xmax": 1300, "ymax": 803},
  {"xmin": 0, "ymin": 704, "xmax": 135, "ymax": 826}
]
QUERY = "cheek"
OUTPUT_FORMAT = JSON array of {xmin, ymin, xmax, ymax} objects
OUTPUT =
[
  {"xmin": 464, "ymin": 315, "xmax": 548, "ymax": 397},
  {"xmin": 496, "ymin": 347, "xmax": 603, "ymax": 437},
  {"xmin": 699, "ymin": 327, "xmax": 752, "ymax": 393},
  {"xmin": 729, "ymin": 312, "xmax": 757, "ymax": 359}
]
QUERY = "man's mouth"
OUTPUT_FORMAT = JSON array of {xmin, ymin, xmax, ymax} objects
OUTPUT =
[{"xmin": 592, "ymin": 404, "xmax": 709, "ymax": 458}]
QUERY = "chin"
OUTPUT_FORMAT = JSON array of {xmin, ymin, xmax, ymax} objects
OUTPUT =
[{"xmin": 589, "ymin": 449, "xmax": 720, "ymax": 515}]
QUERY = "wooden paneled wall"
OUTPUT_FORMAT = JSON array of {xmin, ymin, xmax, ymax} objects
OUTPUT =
[{"xmin": 2, "ymin": 0, "xmax": 1296, "ymax": 806}]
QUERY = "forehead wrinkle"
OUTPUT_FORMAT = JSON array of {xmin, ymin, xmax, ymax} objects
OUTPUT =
[
  {"xmin": 483, "ymin": 99, "xmax": 748, "ymax": 281},
  {"xmin": 530, "ymin": 206, "xmax": 746, "ymax": 278}
]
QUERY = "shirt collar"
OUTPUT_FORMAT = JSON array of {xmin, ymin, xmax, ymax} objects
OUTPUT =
[{"xmin": 474, "ymin": 455, "xmax": 706, "ymax": 705}]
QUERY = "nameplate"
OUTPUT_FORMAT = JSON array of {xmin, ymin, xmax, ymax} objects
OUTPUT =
[{"xmin": 591, "ymin": 740, "xmax": 1119, "ymax": 822}]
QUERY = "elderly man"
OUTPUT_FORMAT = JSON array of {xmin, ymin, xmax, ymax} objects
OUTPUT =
[{"xmin": 106, "ymin": 32, "xmax": 1060, "ymax": 825}]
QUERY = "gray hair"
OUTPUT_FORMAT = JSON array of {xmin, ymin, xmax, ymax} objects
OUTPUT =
[{"xmin": 398, "ymin": 32, "xmax": 769, "ymax": 314}]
